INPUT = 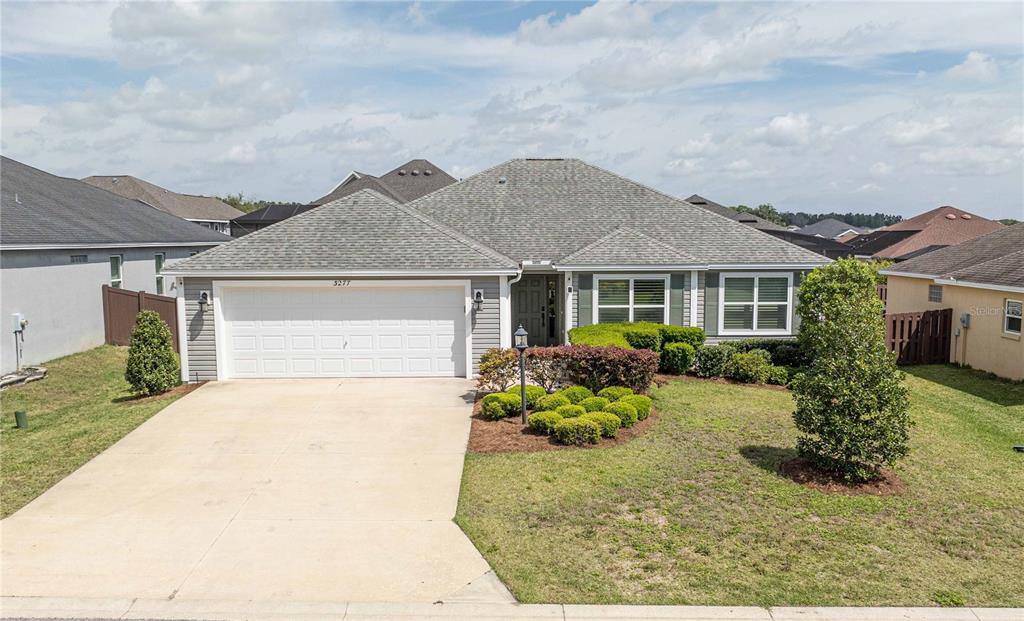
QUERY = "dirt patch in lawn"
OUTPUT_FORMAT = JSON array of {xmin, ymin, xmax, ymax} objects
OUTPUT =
[
  {"xmin": 655, "ymin": 373, "xmax": 791, "ymax": 392},
  {"xmin": 779, "ymin": 457, "xmax": 905, "ymax": 496},
  {"xmin": 468, "ymin": 400, "xmax": 658, "ymax": 453},
  {"xmin": 114, "ymin": 381, "xmax": 205, "ymax": 404}
]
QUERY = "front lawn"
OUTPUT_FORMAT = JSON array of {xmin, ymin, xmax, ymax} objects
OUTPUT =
[
  {"xmin": 456, "ymin": 365, "xmax": 1024, "ymax": 606},
  {"xmin": 1, "ymin": 345, "xmax": 191, "ymax": 517}
]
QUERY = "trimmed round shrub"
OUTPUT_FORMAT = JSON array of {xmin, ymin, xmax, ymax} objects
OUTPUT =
[
  {"xmin": 557, "ymin": 385, "xmax": 595, "ymax": 404},
  {"xmin": 659, "ymin": 325, "xmax": 706, "ymax": 349},
  {"xmin": 694, "ymin": 343, "xmax": 736, "ymax": 378},
  {"xmin": 579, "ymin": 396, "xmax": 610, "ymax": 412},
  {"xmin": 726, "ymin": 349, "xmax": 772, "ymax": 384},
  {"xmin": 604, "ymin": 401, "xmax": 638, "ymax": 427},
  {"xmin": 556, "ymin": 404, "xmax": 586, "ymax": 418},
  {"xmin": 660, "ymin": 342, "xmax": 696, "ymax": 375},
  {"xmin": 766, "ymin": 365, "xmax": 789, "ymax": 386},
  {"xmin": 553, "ymin": 417, "xmax": 601, "ymax": 445},
  {"xmin": 480, "ymin": 392, "xmax": 521, "ymax": 420},
  {"xmin": 597, "ymin": 386, "xmax": 633, "ymax": 401},
  {"xmin": 623, "ymin": 326, "xmax": 662, "ymax": 352},
  {"xmin": 527, "ymin": 411, "xmax": 563, "ymax": 435},
  {"xmin": 618, "ymin": 394, "xmax": 652, "ymax": 420},
  {"xmin": 582, "ymin": 412, "xmax": 620, "ymax": 438},
  {"xmin": 125, "ymin": 311, "xmax": 180, "ymax": 396},
  {"xmin": 506, "ymin": 384, "xmax": 547, "ymax": 409},
  {"xmin": 537, "ymin": 393, "xmax": 571, "ymax": 412}
]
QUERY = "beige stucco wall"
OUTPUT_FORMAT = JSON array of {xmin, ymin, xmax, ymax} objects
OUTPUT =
[{"xmin": 886, "ymin": 275, "xmax": 1023, "ymax": 381}]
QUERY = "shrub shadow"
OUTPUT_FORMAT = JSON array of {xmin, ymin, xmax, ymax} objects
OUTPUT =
[
  {"xmin": 903, "ymin": 365, "xmax": 1024, "ymax": 407},
  {"xmin": 739, "ymin": 444, "xmax": 797, "ymax": 476}
]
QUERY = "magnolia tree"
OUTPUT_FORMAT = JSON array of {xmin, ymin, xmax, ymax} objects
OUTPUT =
[{"xmin": 793, "ymin": 259, "xmax": 911, "ymax": 482}]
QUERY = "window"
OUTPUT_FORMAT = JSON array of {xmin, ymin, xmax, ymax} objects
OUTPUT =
[
  {"xmin": 109, "ymin": 255, "xmax": 123, "ymax": 289},
  {"xmin": 719, "ymin": 273, "xmax": 792, "ymax": 335},
  {"xmin": 70, "ymin": 254, "xmax": 87, "ymax": 264},
  {"xmin": 1006, "ymin": 299, "xmax": 1023, "ymax": 335},
  {"xmin": 928, "ymin": 284, "xmax": 943, "ymax": 303},
  {"xmin": 594, "ymin": 275, "xmax": 668, "ymax": 324},
  {"xmin": 154, "ymin": 253, "xmax": 165, "ymax": 295}
]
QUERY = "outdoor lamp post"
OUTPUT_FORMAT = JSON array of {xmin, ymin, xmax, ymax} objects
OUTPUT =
[{"xmin": 514, "ymin": 324, "xmax": 529, "ymax": 424}]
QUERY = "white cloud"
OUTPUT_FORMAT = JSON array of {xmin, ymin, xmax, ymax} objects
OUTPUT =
[
  {"xmin": 517, "ymin": 1, "xmax": 666, "ymax": 45},
  {"xmin": 870, "ymin": 162, "xmax": 892, "ymax": 177},
  {"xmin": 219, "ymin": 143, "xmax": 262, "ymax": 164},
  {"xmin": 887, "ymin": 118, "xmax": 951, "ymax": 146},
  {"xmin": 662, "ymin": 157, "xmax": 703, "ymax": 177},
  {"xmin": 946, "ymin": 51, "xmax": 999, "ymax": 82},
  {"xmin": 919, "ymin": 146, "xmax": 1018, "ymax": 176},
  {"xmin": 855, "ymin": 183, "xmax": 883, "ymax": 193},
  {"xmin": 673, "ymin": 134, "xmax": 716, "ymax": 157},
  {"xmin": 751, "ymin": 113, "xmax": 815, "ymax": 147}
]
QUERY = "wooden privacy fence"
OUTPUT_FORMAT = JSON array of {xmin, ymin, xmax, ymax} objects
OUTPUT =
[
  {"xmin": 885, "ymin": 308, "xmax": 952, "ymax": 365},
  {"xmin": 102, "ymin": 285, "xmax": 179, "ymax": 352}
]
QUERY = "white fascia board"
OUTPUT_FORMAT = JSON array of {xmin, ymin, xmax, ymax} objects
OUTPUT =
[
  {"xmin": 1, "ymin": 241, "xmax": 224, "ymax": 251},
  {"xmin": 163, "ymin": 268, "xmax": 519, "ymax": 278},
  {"xmin": 932, "ymin": 278, "xmax": 1024, "ymax": 294},
  {"xmin": 880, "ymin": 269, "xmax": 935, "ymax": 279},
  {"xmin": 709, "ymin": 262, "xmax": 828, "ymax": 270},
  {"xmin": 185, "ymin": 218, "xmax": 231, "ymax": 224},
  {"xmin": 553, "ymin": 264, "xmax": 706, "ymax": 272}
]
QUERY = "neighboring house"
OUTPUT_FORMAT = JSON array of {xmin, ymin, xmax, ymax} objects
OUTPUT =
[
  {"xmin": 881, "ymin": 224, "xmax": 1024, "ymax": 380},
  {"xmin": 0, "ymin": 157, "xmax": 227, "ymax": 374},
  {"xmin": 229, "ymin": 159, "xmax": 458, "ymax": 237},
  {"xmin": 846, "ymin": 206, "xmax": 1004, "ymax": 261},
  {"xmin": 687, "ymin": 195, "xmax": 854, "ymax": 259},
  {"xmin": 798, "ymin": 218, "xmax": 870, "ymax": 240},
  {"xmin": 229, "ymin": 203, "xmax": 314, "ymax": 237},
  {"xmin": 82, "ymin": 175, "xmax": 242, "ymax": 235},
  {"xmin": 164, "ymin": 158, "xmax": 828, "ymax": 382}
]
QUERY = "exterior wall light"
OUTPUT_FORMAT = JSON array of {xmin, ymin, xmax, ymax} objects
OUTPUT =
[{"xmin": 473, "ymin": 289, "xmax": 485, "ymax": 312}]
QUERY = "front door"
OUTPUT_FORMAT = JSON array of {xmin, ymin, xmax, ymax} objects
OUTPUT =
[{"xmin": 511, "ymin": 275, "xmax": 559, "ymax": 346}]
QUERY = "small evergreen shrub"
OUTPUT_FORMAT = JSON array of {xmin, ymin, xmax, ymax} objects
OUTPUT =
[
  {"xmin": 618, "ymin": 394, "xmax": 652, "ymax": 420},
  {"xmin": 731, "ymin": 338, "xmax": 811, "ymax": 368},
  {"xmin": 582, "ymin": 412, "xmax": 620, "ymax": 438},
  {"xmin": 480, "ymin": 392, "xmax": 521, "ymax": 420},
  {"xmin": 623, "ymin": 326, "xmax": 662, "ymax": 352},
  {"xmin": 527, "ymin": 411, "xmax": 563, "ymax": 435},
  {"xmin": 553, "ymin": 417, "xmax": 601, "ymax": 445},
  {"xmin": 694, "ymin": 343, "xmax": 736, "ymax": 378},
  {"xmin": 124, "ymin": 311, "xmax": 180, "ymax": 396},
  {"xmin": 727, "ymin": 349, "xmax": 772, "ymax": 384},
  {"xmin": 506, "ymin": 384, "xmax": 547, "ymax": 409},
  {"xmin": 597, "ymin": 386, "xmax": 633, "ymax": 400},
  {"xmin": 556, "ymin": 404, "xmax": 586, "ymax": 418},
  {"xmin": 658, "ymin": 325, "xmax": 706, "ymax": 349},
  {"xmin": 766, "ymin": 365, "xmax": 789, "ymax": 386},
  {"xmin": 604, "ymin": 401, "xmax": 638, "ymax": 427},
  {"xmin": 557, "ymin": 385, "xmax": 595, "ymax": 404},
  {"xmin": 579, "ymin": 396, "xmax": 611, "ymax": 412},
  {"xmin": 537, "ymin": 393, "xmax": 571, "ymax": 411},
  {"xmin": 660, "ymin": 342, "xmax": 696, "ymax": 374},
  {"xmin": 477, "ymin": 349, "xmax": 519, "ymax": 391}
]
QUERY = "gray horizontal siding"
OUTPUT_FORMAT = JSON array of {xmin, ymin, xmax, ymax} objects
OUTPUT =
[
  {"xmin": 184, "ymin": 278, "xmax": 217, "ymax": 382},
  {"xmin": 470, "ymin": 276, "xmax": 500, "ymax": 374}
]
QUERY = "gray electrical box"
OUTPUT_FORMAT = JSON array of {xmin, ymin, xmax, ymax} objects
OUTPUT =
[{"xmin": 960, "ymin": 313, "xmax": 971, "ymax": 328}]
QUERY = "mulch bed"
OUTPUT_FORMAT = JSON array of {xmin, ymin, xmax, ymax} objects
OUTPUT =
[
  {"xmin": 467, "ymin": 398, "xmax": 658, "ymax": 453},
  {"xmin": 118, "ymin": 381, "xmax": 205, "ymax": 404},
  {"xmin": 655, "ymin": 373, "xmax": 791, "ymax": 392},
  {"xmin": 779, "ymin": 457, "xmax": 905, "ymax": 496}
]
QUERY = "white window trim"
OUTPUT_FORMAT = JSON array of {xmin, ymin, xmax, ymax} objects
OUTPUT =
[
  {"xmin": 109, "ymin": 254, "xmax": 123, "ymax": 288},
  {"xmin": 154, "ymin": 253, "xmax": 166, "ymax": 295},
  {"xmin": 592, "ymin": 274, "xmax": 670, "ymax": 325},
  {"xmin": 718, "ymin": 272, "xmax": 793, "ymax": 336},
  {"xmin": 1005, "ymin": 298, "xmax": 1023, "ymax": 336},
  {"xmin": 928, "ymin": 284, "xmax": 943, "ymax": 303}
]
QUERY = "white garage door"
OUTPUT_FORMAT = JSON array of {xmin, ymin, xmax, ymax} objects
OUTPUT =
[{"xmin": 219, "ymin": 283, "xmax": 467, "ymax": 378}]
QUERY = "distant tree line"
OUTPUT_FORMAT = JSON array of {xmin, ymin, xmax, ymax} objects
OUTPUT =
[
  {"xmin": 219, "ymin": 192, "xmax": 304, "ymax": 214},
  {"xmin": 998, "ymin": 218, "xmax": 1020, "ymax": 226},
  {"xmin": 733, "ymin": 204, "xmax": 902, "ymax": 229}
]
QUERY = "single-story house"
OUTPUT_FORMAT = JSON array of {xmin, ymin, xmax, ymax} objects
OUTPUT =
[
  {"xmin": 82, "ymin": 175, "xmax": 243, "ymax": 235},
  {"xmin": 164, "ymin": 158, "xmax": 828, "ymax": 382},
  {"xmin": 798, "ymin": 218, "xmax": 869, "ymax": 240},
  {"xmin": 230, "ymin": 159, "xmax": 457, "ymax": 237},
  {"xmin": 0, "ymin": 157, "xmax": 228, "ymax": 374},
  {"xmin": 881, "ymin": 223, "xmax": 1023, "ymax": 381},
  {"xmin": 846, "ymin": 206, "xmax": 1003, "ymax": 261}
]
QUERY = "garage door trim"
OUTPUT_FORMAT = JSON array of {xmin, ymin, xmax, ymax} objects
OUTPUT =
[{"xmin": 211, "ymin": 279, "xmax": 472, "ymax": 380}]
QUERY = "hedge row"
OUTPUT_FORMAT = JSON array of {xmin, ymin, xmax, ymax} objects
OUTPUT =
[{"xmin": 477, "ymin": 346, "xmax": 659, "ymax": 394}]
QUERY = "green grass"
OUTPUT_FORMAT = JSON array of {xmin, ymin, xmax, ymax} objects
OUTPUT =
[
  {"xmin": 1, "ymin": 346, "xmax": 188, "ymax": 518},
  {"xmin": 456, "ymin": 365, "xmax": 1024, "ymax": 606}
]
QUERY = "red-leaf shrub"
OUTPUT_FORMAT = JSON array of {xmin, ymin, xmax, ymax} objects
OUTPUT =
[{"xmin": 478, "ymin": 345, "xmax": 659, "ymax": 394}]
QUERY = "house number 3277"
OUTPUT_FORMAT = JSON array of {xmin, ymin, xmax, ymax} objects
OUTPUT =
[{"xmin": 333, "ymin": 280, "xmax": 351, "ymax": 287}]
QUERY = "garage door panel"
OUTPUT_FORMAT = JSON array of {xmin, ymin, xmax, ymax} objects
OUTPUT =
[{"xmin": 221, "ymin": 285, "xmax": 466, "ymax": 378}]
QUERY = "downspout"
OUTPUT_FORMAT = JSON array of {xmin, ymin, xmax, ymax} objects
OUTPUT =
[{"xmin": 508, "ymin": 263, "xmax": 524, "ymax": 287}]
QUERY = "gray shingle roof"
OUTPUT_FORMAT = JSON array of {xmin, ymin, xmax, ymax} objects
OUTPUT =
[
  {"xmin": 891, "ymin": 223, "xmax": 1024, "ymax": 289},
  {"xmin": 409, "ymin": 159, "xmax": 827, "ymax": 266},
  {"xmin": 560, "ymin": 227, "xmax": 700, "ymax": 265},
  {"xmin": 165, "ymin": 189, "xmax": 518, "ymax": 274},
  {"xmin": 685, "ymin": 194, "xmax": 787, "ymax": 231},
  {"xmin": 798, "ymin": 218, "xmax": 868, "ymax": 238},
  {"xmin": 1, "ymin": 157, "xmax": 230, "ymax": 247},
  {"xmin": 310, "ymin": 159, "xmax": 456, "ymax": 205},
  {"xmin": 82, "ymin": 175, "xmax": 243, "ymax": 221}
]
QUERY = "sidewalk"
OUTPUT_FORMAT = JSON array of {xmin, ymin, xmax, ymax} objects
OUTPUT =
[{"xmin": 1, "ymin": 597, "xmax": 1020, "ymax": 621}]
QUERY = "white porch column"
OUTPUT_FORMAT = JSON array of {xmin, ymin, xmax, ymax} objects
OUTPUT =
[
  {"xmin": 689, "ymin": 270, "xmax": 699, "ymax": 327},
  {"xmin": 564, "ymin": 271, "xmax": 573, "ymax": 344},
  {"xmin": 499, "ymin": 275, "xmax": 511, "ymax": 348},
  {"xmin": 175, "ymin": 277, "xmax": 190, "ymax": 383}
]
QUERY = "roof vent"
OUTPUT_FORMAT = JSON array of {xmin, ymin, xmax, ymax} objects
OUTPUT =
[
  {"xmin": 498, "ymin": 176, "xmax": 508, "ymax": 184},
  {"xmin": 411, "ymin": 169, "xmax": 420, "ymax": 176},
  {"xmin": 945, "ymin": 213, "xmax": 956, "ymax": 220},
  {"xmin": 398, "ymin": 169, "xmax": 407, "ymax": 176},
  {"xmin": 961, "ymin": 214, "xmax": 971, "ymax": 219},
  {"xmin": 112, "ymin": 178, "xmax": 119, "ymax": 184},
  {"xmin": 424, "ymin": 169, "xmax": 432, "ymax": 176}
]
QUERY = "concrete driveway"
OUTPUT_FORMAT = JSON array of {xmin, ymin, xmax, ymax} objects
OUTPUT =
[{"xmin": 1, "ymin": 379, "xmax": 506, "ymax": 604}]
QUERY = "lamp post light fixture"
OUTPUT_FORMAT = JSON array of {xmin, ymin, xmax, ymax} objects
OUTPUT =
[{"xmin": 514, "ymin": 324, "xmax": 529, "ymax": 424}]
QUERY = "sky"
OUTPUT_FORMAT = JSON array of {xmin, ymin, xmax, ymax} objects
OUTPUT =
[{"xmin": 2, "ymin": 1, "xmax": 1022, "ymax": 219}]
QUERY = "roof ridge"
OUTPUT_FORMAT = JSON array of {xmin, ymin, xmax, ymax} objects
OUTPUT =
[{"xmin": 402, "ymin": 158, "xmax": 510, "ymax": 208}]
